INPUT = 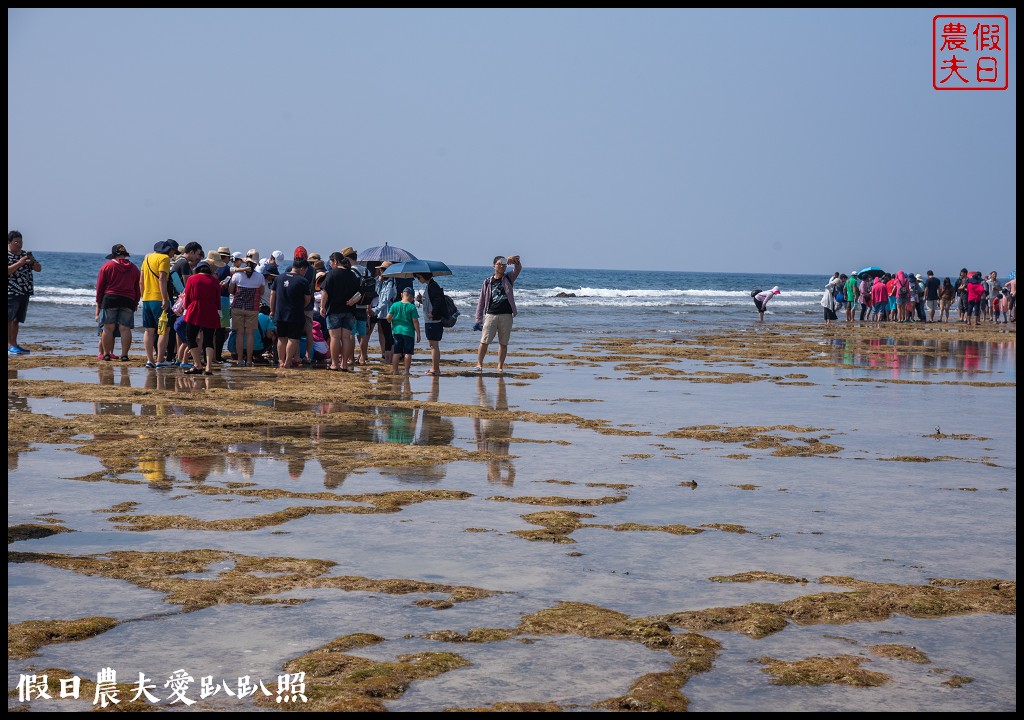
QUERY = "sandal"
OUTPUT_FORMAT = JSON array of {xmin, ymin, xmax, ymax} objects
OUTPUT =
[
  {"xmin": 184, "ymin": 367, "xmax": 204, "ymax": 375},
  {"xmin": 120, "ymin": 355, "xmax": 130, "ymax": 362}
]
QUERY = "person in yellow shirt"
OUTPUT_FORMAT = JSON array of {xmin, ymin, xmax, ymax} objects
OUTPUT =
[{"xmin": 140, "ymin": 239, "xmax": 178, "ymax": 368}]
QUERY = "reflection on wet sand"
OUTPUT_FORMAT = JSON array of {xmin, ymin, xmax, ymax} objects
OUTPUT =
[
  {"xmin": 381, "ymin": 375, "xmax": 456, "ymax": 485},
  {"xmin": 831, "ymin": 337, "xmax": 1018, "ymax": 379},
  {"xmin": 475, "ymin": 375, "xmax": 516, "ymax": 487}
]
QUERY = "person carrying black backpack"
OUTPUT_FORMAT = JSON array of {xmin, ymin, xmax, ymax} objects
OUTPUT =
[
  {"xmin": 414, "ymin": 272, "xmax": 445, "ymax": 375},
  {"xmin": 342, "ymin": 246, "xmax": 376, "ymax": 365}
]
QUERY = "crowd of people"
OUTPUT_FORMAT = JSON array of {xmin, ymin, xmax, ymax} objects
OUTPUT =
[
  {"xmin": 8, "ymin": 230, "xmax": 525, "ymax": 375},
  {"xmin": 816, "ymin": 268, "xmax": 1016, "ymax": 327}
]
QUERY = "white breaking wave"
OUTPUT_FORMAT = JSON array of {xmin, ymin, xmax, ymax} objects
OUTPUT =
[{"xmin": 33, "ymin": 286, "xmax": 96, "ymax": 306}]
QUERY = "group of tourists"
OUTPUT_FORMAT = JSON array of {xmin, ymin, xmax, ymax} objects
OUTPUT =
[
  {"xmin": 7, "ymin": 229, "xmax": 526, "ymax": 375},
  {"xmin": 818, "ymin": 268, "xmax": 1016, "ymax": 326}
]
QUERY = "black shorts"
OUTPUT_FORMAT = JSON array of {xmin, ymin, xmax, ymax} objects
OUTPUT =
[
  {"xmin": 425, "ymin": 322, "xmax": 444, "ymax": 342},
  {"xmin": 7, "ymin": 295, "xmax": 29, "ymax": 323},
  {"xmin": 277, "ymin": 319, "xmax": 304, "ymax": 340}
]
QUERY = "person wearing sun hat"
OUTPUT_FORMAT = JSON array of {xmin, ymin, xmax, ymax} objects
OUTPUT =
[
  {"xmin": 371, "ymin": 260, "xmax": 397, "ymax": 363},
  {"xmin": 289, "ymin": 245, "xmax": 316, "ymax": 363},
  {"xmin": 752, "ymin": 286, "xmax": 781, "ymax": 322},
  {"xmin": 95, "ymin": 244, "xmax": 141, "ymax": 361}
]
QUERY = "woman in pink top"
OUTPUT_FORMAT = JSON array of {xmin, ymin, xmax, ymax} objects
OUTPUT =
[
  {"xmin": 181, "ymin": 261, "xmax": 222, "ymax": 374},
  {"xmin": 870, "ymin": 277, "xmax": 889, "ymax": 322}
]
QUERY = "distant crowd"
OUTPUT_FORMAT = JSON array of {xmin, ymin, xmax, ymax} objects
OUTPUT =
[
  {"xmin": 818, "ymin": 269, "xmax": 1015, "ymax": 326},
  {"xmin": 9, "ymin": 231, "xmax": 524, "ymax": 375}
]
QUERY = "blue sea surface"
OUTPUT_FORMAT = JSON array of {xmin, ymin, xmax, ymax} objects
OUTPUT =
[{"xmin": 20, "ymin": 251, "xmax": 878, "ymax": 347}]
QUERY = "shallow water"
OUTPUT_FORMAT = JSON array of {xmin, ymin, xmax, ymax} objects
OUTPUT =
[{"xmin": 7, "ymin": 332, "xmax": 1016, "ymax": 712}]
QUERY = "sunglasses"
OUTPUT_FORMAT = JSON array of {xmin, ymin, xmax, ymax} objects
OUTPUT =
[{"xmin": 495, "ymin": 257, "xmax": 507, "ymax": 265}]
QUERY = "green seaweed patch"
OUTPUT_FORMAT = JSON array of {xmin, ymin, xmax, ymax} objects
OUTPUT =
[
  {"xmin": 260, "ymin": 633, "xmax": 470, "ymax": 712},
  {"xmin": 663, "ymin": 425, "xmax": 842, "ymax": 457},
  {"xmin": 465, "ymin": 527, "xmax": 495, "ymax": 533},
  {"xmin": 444, "ymin": 701, "xmax": 564, "ymax": 711},
  {"xmin": 731, "ymin": 484, "xmax": 759, "ymax": 491},
  {"xmin": 517, "ymin": 603, "xmax": 721, "ymax": 712},
  {"xmin": 8, "ymin": 523, "xmax": 74, "ymax": 544},
  {"xmin": 942, "ymin": 675, "xmax": 974, "ymax": 687},
  {"xmin": 8, "ymin": 550, "xmax": 495, "ymax": 612},
  {"xmin": 678, "ymin": 481, "xmax": 698, "ymax": 488},
  {"xmin": 925, "ymin": 432, "xmax": 989, "ymax": 441},
  {"xmin": 724, "ymin": 453, "xmax": 751, "ymax": 459},
  {"xmin": 487, "ymin": 495, "xmax": 626, "ymax": 507},
  {"xmin": 585, "ymin": 482, "xmax": 632, "ymax": 490},
  {"xmin": 97, "ymin": 501, "xmax": 139, "ymax": 514},
  {"xmin": 660, "ymin": 576, "xmax": 1015, "ymax": 639},
  {"xmin": 8, "ymin": 617, "xmax": 119, "ymax": 659},
  {"xmin": 624, "ymin": 453, "xmax": 653, "ymax": 459},
  {"xmin": 423, "ymin": 628, "xmax": 517, "ymax": 643},
  {"xmin": 700, "ymin": 523, "xmax": 753, "ymax": 534},
  {"xmin": 866, "ymin": 644, "xmax": 930, "ymax": 663},
  {"xmin": 109, "ymin": 490, "xmax": 473, "ymax": 532},
  {"xmin": 511, "ymin": 510, "xmax": 594, "ymax": 543},
  {"xmin": 592, "ymin": 523, "xmax": 704, "ymax": 536},
  {"xmin": 756, "ymin": 654, "xmax": 890, "ymax": 686}
]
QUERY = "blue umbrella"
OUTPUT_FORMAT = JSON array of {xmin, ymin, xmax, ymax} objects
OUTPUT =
[
  {"xmin": 358, "ymin": 243, "xmax": 417, "ymax": 264},
  {"xmin": 381, "ymin": 259, "xmax": 453, "ymax": 278},
  {"xmin": 857, "ymin": 266, "xmax": 885, "ymax": 279}
]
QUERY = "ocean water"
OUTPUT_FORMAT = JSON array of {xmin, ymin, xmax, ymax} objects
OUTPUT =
[{"xmin": 16, "ymin": 251, "xmax": 879, "ymax": 349}]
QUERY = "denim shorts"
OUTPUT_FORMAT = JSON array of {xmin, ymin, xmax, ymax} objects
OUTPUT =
[
  {"xmin": 326, "ymin": 313, "xmax": 355, "ymax": 332},
  {"xmin": 353, "ymin": 318, "xmax": 368, "ymax": 337},
  {"xmin": 393, "ymin": 333, "xmax": 415, "ymax": 355},
  {"xmin": 100, "ymin": 307, "xmax": 135, "ymax": 328}
]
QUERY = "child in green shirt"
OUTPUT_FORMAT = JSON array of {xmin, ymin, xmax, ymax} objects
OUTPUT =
[{"xmin": 387, "ymin": 288, "xmax": 421, "ymax": 374}]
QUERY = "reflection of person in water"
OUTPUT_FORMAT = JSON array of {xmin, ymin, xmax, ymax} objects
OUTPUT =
[
  {"xmin": 474, "ymin": 374, "xmax": 515, "ymax": 486},
  {"xmin": 415, "ymin": 375, "xmax": 455, "ymax": 447},
  {"xmin": 386, "ymin": 375, "xmax": 417, "ymax": 444}
]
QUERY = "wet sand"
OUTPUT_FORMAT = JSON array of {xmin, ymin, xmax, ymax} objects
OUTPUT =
[{"xmin": 7, "ymin": 323, "xmax": 1016, "ymax": 711}]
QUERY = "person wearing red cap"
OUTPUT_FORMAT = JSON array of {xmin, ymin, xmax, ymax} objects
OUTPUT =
[
  {"xmin": 288, "ymin": 246, "xmax": 316, "ymax": 363},
  {"xmin": 95, "ymin": 244, "xmax": 141, "ymax": 361}
]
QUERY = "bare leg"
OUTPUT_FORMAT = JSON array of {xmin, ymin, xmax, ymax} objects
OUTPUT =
[
  {"xmin": 428, "ymin": 340, "xmax": 440, "ymax": 375},
  {"xmin": 119, "ymin": 326, "xmax": 132, "ymax": 357},
  {"xmin": 144, "ymin": 329, "xmax": 157, "ymax": 363},
  {"xmin": 404, "ymin": 352, "xmax": 412, "ymax": 375},
  {"xmin": 277, "ymin": 336, "xmax": 289, "ymax": 368},
  {"xmin": 391, "ymin": 353, "xmax": 401, "ymax": 374},
  {"xmin": 8, "ymin": 318, "xmax": 20, "ymax": 349},
  {"xmin": 102, "ymin": 325, "xmax": 116, "ymax": 356},
  {"xmin": 157, "ymin": 331, "xmax": 170, "ymax": 363},
  {"xmin": 496, "ymin": 343, "xmax": 508, "ymax": 373},
  {"xmin": 476, "ymin": 342, "xmax": 488, "ymax": 370},
  {"xmin": 329, "ymin": 328, "xmax": 342, "ymax": 369},
  {"xmin": 341, "ymin": 330, "xmax": 354, "ymax": 370}
]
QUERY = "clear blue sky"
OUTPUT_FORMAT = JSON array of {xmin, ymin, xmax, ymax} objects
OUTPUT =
[{"xmin": 8, "ymin": 8, "xmax": 1017, "ymax": 274}]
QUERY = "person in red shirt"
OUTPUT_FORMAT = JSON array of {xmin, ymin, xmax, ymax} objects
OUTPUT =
[
  {"xmin": 965, "ymin": 272, "xmax": 987, "ymax": 327},
  {"xmin": 181, "ymin": 261, "xmax": 222, "ymax": 374},
  {"xmin": 95, "ymin": 244, "xmax": 142, "ymax": 361}
]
